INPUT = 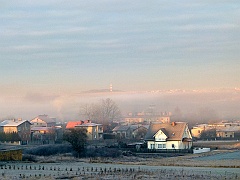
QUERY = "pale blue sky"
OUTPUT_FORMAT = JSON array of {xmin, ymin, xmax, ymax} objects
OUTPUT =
[{"xmin": 0, "ymin": 0, "xmax": 240, "ymax": 97}]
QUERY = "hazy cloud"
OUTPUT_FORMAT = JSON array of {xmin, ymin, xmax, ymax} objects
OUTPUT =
[
  {"xmin": 0, "ymin": 1, "xmax": 239, "ymax": 120},
  {"xmin": 24, "ymin": 92, "xmax": 59, "ymax": 103}
]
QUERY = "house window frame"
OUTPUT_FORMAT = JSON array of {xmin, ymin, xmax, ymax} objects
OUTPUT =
[{"xmin": 150, "ymin": 143, "xmax": 155, "ymax": 149}]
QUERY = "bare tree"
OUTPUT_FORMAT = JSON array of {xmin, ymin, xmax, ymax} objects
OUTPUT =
[
  {"xmin": 80, "ymin": 98, "xmax": 121, "ymax": 125},
  {"xmin": 99, "ymin": 98, "xmax": 121, "ymax": 124},
  {"xmin": 80, "ymin": 103, "xmax": 100, "ymax": 120}
]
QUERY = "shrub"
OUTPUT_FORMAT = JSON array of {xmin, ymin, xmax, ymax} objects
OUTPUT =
[
  {"xmin": 23, "ymin": 144, "xmax": 73, "ymax": 156},
  {"xmin": 22, "ymin": 154, "xmax": 37, "ymax": 162}
]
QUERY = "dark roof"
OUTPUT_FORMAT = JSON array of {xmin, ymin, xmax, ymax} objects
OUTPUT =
[
  {"xmin": 112, "ymin": 125, "xmax": 130, "ymax": 132},
  {"xmin": 145, "ymin": 122, "xmax": 187, "ymax": 141}
]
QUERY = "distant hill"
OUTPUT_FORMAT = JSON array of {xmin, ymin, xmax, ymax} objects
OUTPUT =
[{"xmin": 81, "ymin": 89, "xmax": 124, "ymax": 93}]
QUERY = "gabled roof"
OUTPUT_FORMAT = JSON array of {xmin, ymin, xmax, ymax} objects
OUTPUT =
[
  {"xmin": 145, "ymin": 122, "xmax": 187, "ymax": 141},
  {"xmin": 132, "ymin": 125, "xmax": 148, "ymax": 133},
  {"xmin": 153, "ymin": 128, "xmax": 168, "ymax": 137},
  {"xmin": 0, "ymin": 120, "xmax": 31, "ymax": 127},
  {"xmin": 66, "ymin": 121, "xmax": 83, "ymax": 129},
  {"xmin": 112, "ymin": 125, "xmax": 130, "ymax": 132},
  {"xmin": 31, "ymin": 115, "xmax": 56, "ymax": 123}
]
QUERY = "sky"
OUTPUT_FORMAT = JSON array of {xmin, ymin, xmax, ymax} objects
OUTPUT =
[{"xmin": 0, "ymin": 1, "xmax": 240, "ymax": 120}]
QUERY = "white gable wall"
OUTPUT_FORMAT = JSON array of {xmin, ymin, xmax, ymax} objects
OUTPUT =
[
  {"xmin": 183, "ymin": 126, "xmax": 192, "ymax": 139},
  {"xmin": 154, "ymin": 130, "xmax": 167, "ymax": 141}
]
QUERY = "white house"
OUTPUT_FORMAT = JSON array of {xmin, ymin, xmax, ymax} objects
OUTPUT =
[{"xmin": 145, "ymin": 122, "xmax": 192, "ymax": 150}]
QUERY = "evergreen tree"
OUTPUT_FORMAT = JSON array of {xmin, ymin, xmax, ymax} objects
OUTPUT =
[{"xmin": 63, "ymin": 128, "xmax": 87, "ymax": 157}]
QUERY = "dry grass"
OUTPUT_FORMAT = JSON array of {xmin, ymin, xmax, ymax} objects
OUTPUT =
[{"xmin": 88, "ymin": 150, "xmax": 240, "ymax": 168}]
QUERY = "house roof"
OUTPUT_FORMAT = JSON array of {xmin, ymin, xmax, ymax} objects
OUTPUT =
[
  {"xmin": 31, "ymin": 127, "xmax": 53, "ymax": 131},
  {"xmin": 0, "ymin": 120, "xmax": 31, "ymax": 127},
  {"xmin": 31, "ymin": 115, "xmax": 56, "ymax": 123},
  {"xmin": 145, "ymin": 122, "xmax": 187, "ymax": 141},
  {"xmin": 112, "ymin": 125, "xmax": 130, "ymax": 132},
  {"xmin": 132, "ymin": 125, "xmax": 148, "ymax": 133},
  {"xmin": 66, "ymin": 121, "xmax": 83, "ymax": 129},
  {"xmin": 75, "ymin": 123, "xmax": 102, "ymax": 127}
]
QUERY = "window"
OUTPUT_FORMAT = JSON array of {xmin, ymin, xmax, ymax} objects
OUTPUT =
[
  {"xmin": 172, "ymin": 144, "xmax": 175, "ymax": 148},
  {"xmin": 157, "ymin": 144, "xmax": 166, "ymax": 149},
  {"xmin": 157, "ymin": 137, "xmax": 166, "ymax": 141},
  {"xmin": 150, "ymin": 144, "xmax": 155, "ymax": 149}
]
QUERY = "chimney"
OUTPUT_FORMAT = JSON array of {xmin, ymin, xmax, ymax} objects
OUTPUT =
[{"xmin": 171, "ymin": 122, "xmax": 176, "ymax": 126}]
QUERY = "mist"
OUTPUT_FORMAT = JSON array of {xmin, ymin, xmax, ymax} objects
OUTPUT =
[{"xmin": 0, "ymin": 88, "xmax": 239, "ymax": 124}]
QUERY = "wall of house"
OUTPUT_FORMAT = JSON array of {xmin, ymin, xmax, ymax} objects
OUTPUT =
[
  {"xmin": 75, "ymin": 125, "xmax": 103, "ymax": 140},
  {"xmin": 155, "ymin": 130, "xmax": 167, "ymax": 141},
  {"xmin": 147, "ymin": 140, "xmax": 192, "ymax": 150},
  {"xmin": 80, "ymin": 126, "xmax": 100, "ymax": 140},
  {"xmin": 3, "ymin": 126, "xmax": 17, "ymax": 133},
  {"xmin": 2, "ymin": 122, "xmax": 31, "ymax": 144},
  {"xmin": 156, "ymin": 116, "xmax": 170, "ymax": 123},
  {"xmin": 183, "ymin": 127, "xmax": 192, "ymax": 139},
  {"xmin": 216, "ymin": 131, "xmax": 234, "ymax": 138},
  {"xmin": 97, "ymin": 125, "xmax": 103, "ymax": 139},
  {"xmin": 18, "ymin": 122, "xmax": 31, "ymax": 142},
  {"xmin": 125, "ymin": 117, "xmax": 144, "ymax": 123},
  {"xmin": 47, "ymin": 122, "xmax": 56, "ymax": 127},
  {"xmin": 86, "ymin": 126, "xmax": 94, "ymax": 140},
  {"xmin": 191, "ymin": 127, "xmax": 204, "ymax": 138},
  {"xmin": 147, "ymin": 141, "xmax": 184, "ymax": 150},
  {"xmin": 31, "ymin": 119, "xmax": 47, "ymax": 127}
]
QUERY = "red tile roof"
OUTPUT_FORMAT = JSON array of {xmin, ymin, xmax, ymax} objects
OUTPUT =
[
  {"xmin": 66, "ymin": 121, "xmax": 83, "ymax": 129},
  {"xmin": 66, "ymin": 120, "xmax": 92, "ymax": 129}
]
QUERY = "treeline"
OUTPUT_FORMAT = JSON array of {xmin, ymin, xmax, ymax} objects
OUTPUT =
[{"xmin": 0, "ymin": 132, "xmax": 21, "ymax": 141}]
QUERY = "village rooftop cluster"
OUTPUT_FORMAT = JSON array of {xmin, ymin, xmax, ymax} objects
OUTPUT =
[{"xmin": 0, "ymin": 110, "xmax": 239, "ymax": 154}]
